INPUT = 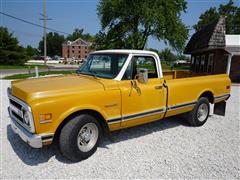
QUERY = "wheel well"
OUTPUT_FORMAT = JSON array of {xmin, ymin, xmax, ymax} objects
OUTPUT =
[
  {"xmin": 53, "ymin": 109, "xmax": 110, "ymax": 142},
  {"xmin": 199, "ymin": 91, "xmax": 214, "ymax": 103}
]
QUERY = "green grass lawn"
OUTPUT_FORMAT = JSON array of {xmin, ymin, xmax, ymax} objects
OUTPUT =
[
  {"xmin": 3, "ymin": 70, "xmax": 75, "ymax": 80},
  {"xmin": 0, "ymin": 64, "xmax": 48, "ymax": 69},
  {"xmin": 161, "ymin": 61, "xmax": 190, "ymax": 71}
]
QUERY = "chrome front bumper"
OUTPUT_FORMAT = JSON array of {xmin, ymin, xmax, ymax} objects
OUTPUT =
[{"xmin": 8, "ymin": 107, "xmax": 53, "ymax": 148}]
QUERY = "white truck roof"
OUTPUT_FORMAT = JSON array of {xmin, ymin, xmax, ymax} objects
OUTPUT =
[{"xmin": 92, "ymin": 49, "xmax": 159, "ymax": 56}]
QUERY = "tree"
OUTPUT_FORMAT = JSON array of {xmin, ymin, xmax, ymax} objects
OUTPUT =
[
  {"xmin": 159, "ymin": 48, "xmax": 177, "ymax": 63},
  {"xmin": 38, "ymin": 32, "xmax": 65, "ymax": 57},
  {"xmin": 147, "ymin": 48, "xmax": 160, "ymax": 56},
  {"xmin": 67, "ymin": 28, "xmax": 94, "ymax": 42},
  {"xmin": 96, "ymin": 0, "xmax": 188, "ymax": 52},
  {"xmin": 25, "ymin": 45, "xmax": 39, "ymax": 58},
  {"xmin": 193, "ymin": 0, "xmax": 240, "ymax": 34},
  {"xmin": 193, "ymin": 7, "xmax": 219, "ymax": 31},
  {"xmin": 0, "ymin": 27, "xmax": 26, "ymax": 65},
  {"xmin": 176, "ymin": 54, "xmax": 190, "ymax": 62}
]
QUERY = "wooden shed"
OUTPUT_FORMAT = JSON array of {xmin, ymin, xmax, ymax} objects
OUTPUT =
[{"xmin": 184, "ymin": 16, "xmax": 240, "ymax": 83}]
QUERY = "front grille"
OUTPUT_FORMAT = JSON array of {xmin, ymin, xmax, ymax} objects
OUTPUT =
[
  {"xmin": 12, "ymin": 111, "xmax": 24, "ymax": 123},
  {"xmin": 10, "ymin": 99, "xmax": 22, "ymax": 109},
  {"xmin": 9, "ymin": 96, "xmax": 30, "ymax": 130},
  {"xmin": 9, "ymin": 99, "xmax": 25, "ymax": 123},
  {"xmin": 8, "ymin": 87, "xmax": 35, "ymax": 133}
]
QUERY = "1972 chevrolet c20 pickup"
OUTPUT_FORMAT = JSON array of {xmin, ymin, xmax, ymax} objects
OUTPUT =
[{"xmin": 8, "ymin": 50, "xmax": 231, "ymax": 161}]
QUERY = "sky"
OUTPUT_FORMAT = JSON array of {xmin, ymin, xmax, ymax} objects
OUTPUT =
[{"xmin": 0, "ymin": 0, "xmax": 236, "ymax": 51}]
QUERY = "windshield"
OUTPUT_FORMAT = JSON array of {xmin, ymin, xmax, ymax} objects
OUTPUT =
[{"xmin": 78, "ymin": 53, "xmax": 129, "ymax": 79}]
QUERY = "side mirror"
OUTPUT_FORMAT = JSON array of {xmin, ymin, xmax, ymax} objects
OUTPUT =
[{"xmin": 136, "ymin": 68, "xmax": 148, "ymax": 84}]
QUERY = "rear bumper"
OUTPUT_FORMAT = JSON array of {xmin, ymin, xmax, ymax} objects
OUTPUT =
[{"xmin": 8, "ymin": 107, "xmax": 53, "ymax": 148}]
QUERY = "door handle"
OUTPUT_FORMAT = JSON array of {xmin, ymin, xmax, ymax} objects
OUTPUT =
[{"xmin": 155, "ymin": 85, "xmax": 163, "ymax": 90}]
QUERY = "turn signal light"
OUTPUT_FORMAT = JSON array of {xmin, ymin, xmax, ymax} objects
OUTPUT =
[{"xmin": 40, "ymin": 113, "xmax": 52, "ymax": 124}]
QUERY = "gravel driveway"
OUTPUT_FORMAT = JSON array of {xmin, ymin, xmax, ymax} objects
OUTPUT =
[{"xmin": 0, "ymin": 80, "xmax": 239, "ymax": 179}]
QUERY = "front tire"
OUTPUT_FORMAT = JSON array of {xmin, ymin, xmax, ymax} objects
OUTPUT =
[
  {"xmin": 188, "ymin": 97, "xmax": 210, "ymax": 126},
  {"xmin": 59, "ymin": 114, "xmax": 102, "ymax": 162}
]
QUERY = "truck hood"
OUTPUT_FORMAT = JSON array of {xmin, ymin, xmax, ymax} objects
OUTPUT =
[{"xmin": 11, "ymin": 75, "xmax": 105, "ymax": 102}]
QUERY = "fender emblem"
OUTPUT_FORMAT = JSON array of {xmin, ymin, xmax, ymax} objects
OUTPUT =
[{"xmin": 104, "ymin": 103, "xmax": 118, "ymax": 108}]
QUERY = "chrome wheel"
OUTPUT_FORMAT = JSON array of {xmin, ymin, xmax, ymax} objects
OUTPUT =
[
  {"xmin": 77, "ymin": 123, "xmax": 99, "ymax": 152},
  {"xmin": 197, "ymin": 103, "xmax": 209, "ymax": 122}
]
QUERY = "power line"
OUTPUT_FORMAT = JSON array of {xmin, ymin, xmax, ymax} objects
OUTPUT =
[{"xmin": 0, "ymin": 11, "xmax": 70, "ymax": 35}]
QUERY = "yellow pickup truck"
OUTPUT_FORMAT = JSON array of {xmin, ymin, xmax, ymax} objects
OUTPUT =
[{"xmin": 8, "ymin": 50, "xmax": 231, "ymax": 161}]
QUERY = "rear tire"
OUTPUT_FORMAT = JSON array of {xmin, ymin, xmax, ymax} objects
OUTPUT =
[
  {"xmin": 187, "ymin": 97, "xmax": 210, "ymax": 126},
  {"xmin": 59, "ymin": 114, "xmax": 102, "ymax": 162}
]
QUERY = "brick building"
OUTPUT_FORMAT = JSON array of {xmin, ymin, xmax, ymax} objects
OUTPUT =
[
  {"xmin": 185, "ymin": 16, "xmax": 240, "ymax": 83},
  {"xmin": 62, "ymin": 38, "xmax": 93, "ymax": 60}
]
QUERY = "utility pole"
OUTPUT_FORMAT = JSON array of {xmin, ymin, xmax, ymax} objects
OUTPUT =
[
  {"xmin": 43, "ymin": 0, "xmax": 47, "ymax": 65},
  {"xmin": 39, "ymin": 0, "xmax": 51, "ymax": 65}
]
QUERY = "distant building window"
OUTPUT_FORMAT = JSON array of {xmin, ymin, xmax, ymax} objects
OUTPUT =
[
  {"xmin": 85, "ymin": 55, "xmax": 87, "ymax": 58},
  {"xmin": 79, "ymin": 51, "xmax": 81, "ymax": 53},
  {"xmin": 200, "ymin": 55, "xmax": 205, "ymax": 73},
  {"xmin": 72, "ymin": 46, "xmax": 75, "ymax": 48},
  {"xmin": 85, "ymin": 51, "xmax": 87, "ymax": 54},
  {"xmin": 79, "ymin": 55, "xmax": 81, "ymax": 58},
  {"xmin": 72, "ymin": 50, "xmax": 74, "ymax": 53},
  {"xmin": 207, "ymin": 54, "xmax": 214, "ymax": 73},
  {"xmin": 85, "ymin": 47, "xmax": 87, "ymax": 49}
]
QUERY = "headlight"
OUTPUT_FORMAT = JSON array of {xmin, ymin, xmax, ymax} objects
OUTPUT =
[
  {"xmin": 23, "ymin": 112, "xmax": 30, "ymax": 126},
  {"xmin": 23, "ymin": 110, "xmax": 35, "ymax": 133}
]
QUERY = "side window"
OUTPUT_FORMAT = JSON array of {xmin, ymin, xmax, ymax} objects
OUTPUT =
[
  {"xmin": 122, "ymin": 56, "xmax": 158, "ymax": 80},
  {"xmin": 200, "ymin": 55, "xmax": 205, "ymax": 73},
  {"xmin": 207, "ymin": 54, "xmax": 214, "ymax": 73},
  {"xmin": 118, "ymin": 56, "xmax": 126, "ymax": 71},
  {"xmin": 191, "ymin": 56, "xmax": 195, "ymax": 71},
  {"xmin": 195, "ymin": 56, "xmax": 200, "ymax": 73}
]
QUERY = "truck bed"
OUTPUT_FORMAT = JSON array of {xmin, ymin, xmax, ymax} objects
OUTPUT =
[{"xmin": 163, "ymin": 70, "xmax": 219, "ymax": 80}]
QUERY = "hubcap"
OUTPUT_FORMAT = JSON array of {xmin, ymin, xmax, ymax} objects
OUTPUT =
[
  {"xmin": 77, "ymin": 123, "xmax": 98, "ymax": 152},
  {"xmin": 197, "ymin": 103, "xmax": 208, "ymax": 122}
]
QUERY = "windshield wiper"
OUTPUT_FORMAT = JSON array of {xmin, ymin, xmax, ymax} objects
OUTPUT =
[
  {"xmin": 88, "ymin": 70, "xmax": 99, "ymax": 79},
  {"xmin": 77, "ymin": 70, "xmax": 99, "ymax": 79}
]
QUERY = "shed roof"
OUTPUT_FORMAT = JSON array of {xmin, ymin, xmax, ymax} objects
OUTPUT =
[{"xmin": 184, "ymin": 16, "xmax": 226, "ymax": 54}]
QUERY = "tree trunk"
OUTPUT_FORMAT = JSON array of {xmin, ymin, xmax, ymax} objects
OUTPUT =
[{"xmin": 139, "ymin": 26, "xmax": 151, "ymax": 49}]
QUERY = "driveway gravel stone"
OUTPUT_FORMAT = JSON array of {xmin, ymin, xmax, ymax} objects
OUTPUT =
[{"xmin": 0, "ymin": 80, "xmax": 239, "ymax": 179}]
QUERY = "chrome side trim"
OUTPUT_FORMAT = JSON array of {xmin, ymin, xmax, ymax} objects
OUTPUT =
[
  {"xmin": 122, "ymin": 108, "xmax": 165, "ymax": 122},
  {"xmin": 107, "ymin": 107, "xmax": 165, "ymax": 124},
  {"xmin": 107, "ymin": 101, "xmax": 197, "ymax": 125},
  {"xmin": 167, "ymin": 101, "xmax": 196, "ymax": 111},
  {"xmin": 214, "ymin": 93, "xmax": 231, "ymax": 103},
  {"xmin": 214, "ymin": 93, "xmax": 230, "ymax": 100}
]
